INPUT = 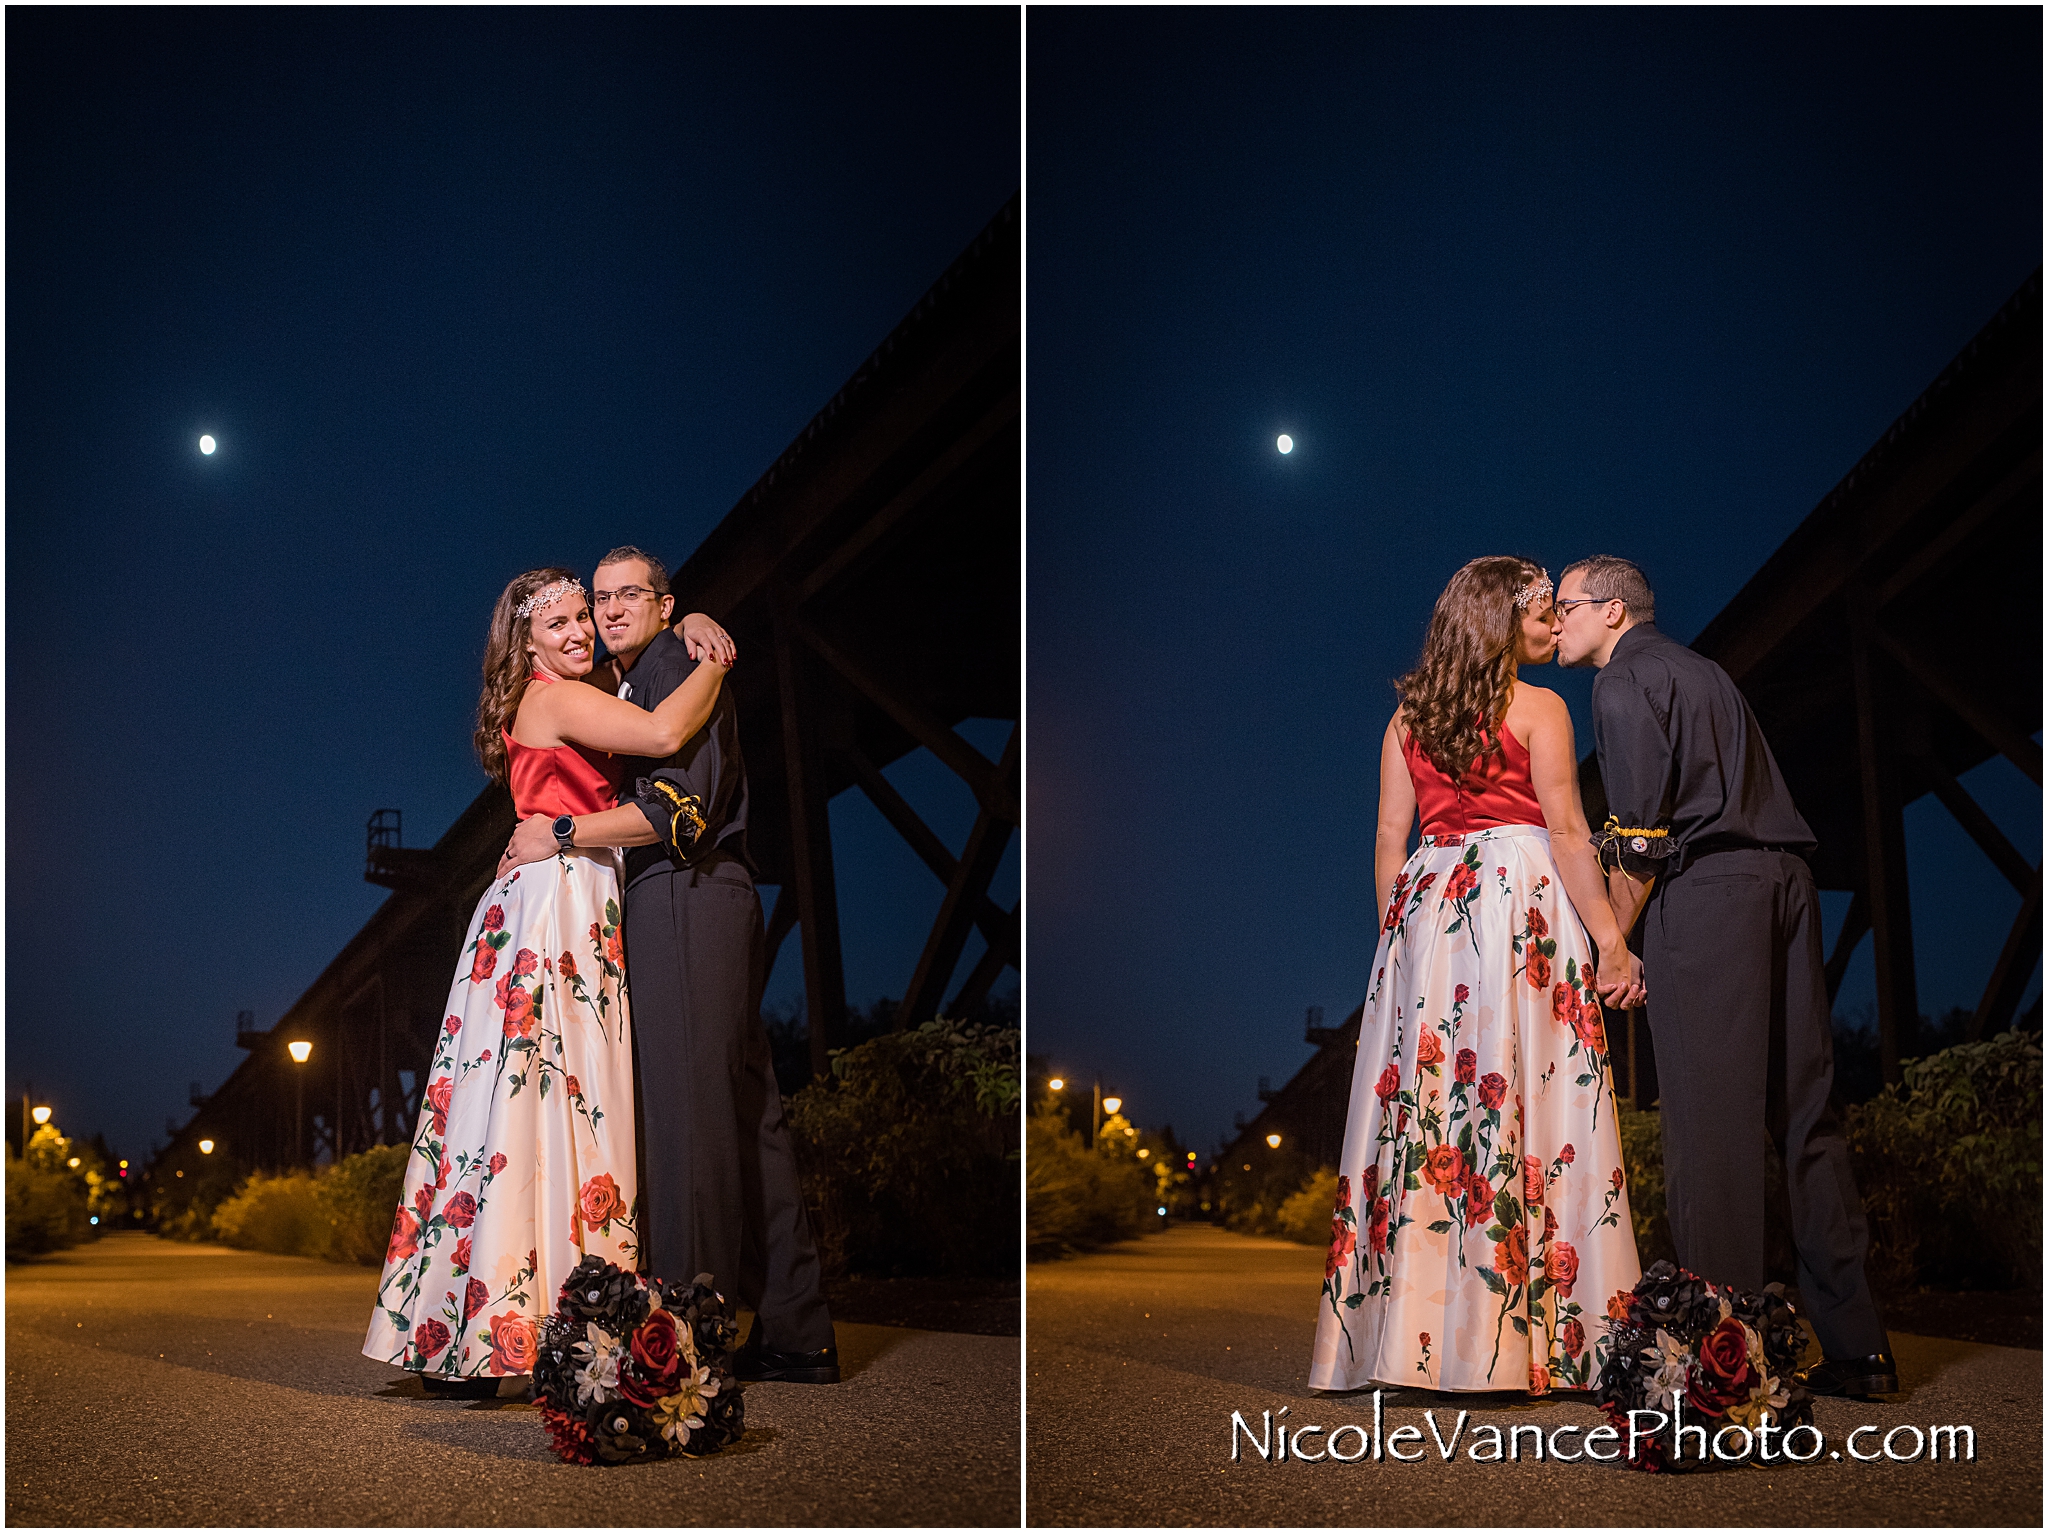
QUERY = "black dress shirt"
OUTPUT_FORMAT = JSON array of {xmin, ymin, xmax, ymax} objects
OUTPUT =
[
  {"xmin": 615, "ymin": 628, "xmax": 754, "ymax": 888},
  {"xmin": 1590, "ymin": 622, "xmax": 1816, "ymax": 876}
]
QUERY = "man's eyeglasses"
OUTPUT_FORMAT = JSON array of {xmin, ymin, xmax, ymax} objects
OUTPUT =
[
  {"xmin": 592, "ymin": 585, "xmax": 662, "ymax": 607},
  {"xmin": 1555, "ymin": 595, "xmax": 1624, "ymax": 616}
]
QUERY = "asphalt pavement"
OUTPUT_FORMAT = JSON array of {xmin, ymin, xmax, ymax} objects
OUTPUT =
[
  {"xmin": 8, "ymin": 1232, "xmax": 1019, "ymax": 1527},
  {"xmin": 1027, "ymin": 1225, "xmax": 2042, "ymax": 1527}
]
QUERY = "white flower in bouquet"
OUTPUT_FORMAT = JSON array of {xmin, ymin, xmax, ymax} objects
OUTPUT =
[
  {"xmin": 654, "ymin": 1365, "xmax": 722, "ymax": 1441},
  {"xmin": 1644, "ymin": 1327, "xmax": 1691, "ymax": 1413},
  {"xmin": 572, "ymin": 1322, "xmax": 625, "ymax": 1405}
]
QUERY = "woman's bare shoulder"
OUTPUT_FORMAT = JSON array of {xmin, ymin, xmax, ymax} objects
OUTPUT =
[{"xmin": 1386, "ymin": 706, "xmax": 1409, "ymax": 744}]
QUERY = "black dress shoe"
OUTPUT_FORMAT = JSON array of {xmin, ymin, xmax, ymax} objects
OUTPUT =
[
  {"xmin": 735, "ymin": 1342, "xmax": 841, "ymax": 1385},
  {"xmin": 1796, "ymin": 1352, "xmax": 1899, "ymax": 1397}
]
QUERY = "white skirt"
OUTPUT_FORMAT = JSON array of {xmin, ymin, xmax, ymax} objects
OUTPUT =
[
  {"xmin": 1309, "ymin": 824, "xmax": 1641, "ymax": 1394},
  {"xmin": 363, "ymin": 848, "xmax": 640, "ymax": 1378}
]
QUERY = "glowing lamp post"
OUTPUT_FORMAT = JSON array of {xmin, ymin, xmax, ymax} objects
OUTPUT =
[
  {"xmin": 1048, "ymin": 1077, "xmax": 1064, "ymax": 1092},
  {"xmin": 31, "ymin": 1105, "xmax": 51, "ymax": 1126},
  {"xmin": 1266, "ymin": 1133, "xmax": 1283, "ymax": 1149},
  {"xmin": 288, "ymin": 1040, "xmax": 313, "ymax": 1166},
  {"xmin": 198, "ymin": 1139, "xmax": 215, "ymax": 1155}
]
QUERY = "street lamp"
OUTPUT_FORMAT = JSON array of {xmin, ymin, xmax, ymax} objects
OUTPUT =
[
  {"xmin": 1266, "ymin": 1133, "xmax": 1282, "ymax": 1149},
  {"xmin": 67, "ymin": 1157, "xmax": 81, "ymax": 1169},
  {"xmin": 31, "ymin": 1105, "xmax": 51, "ymax": 1126},
  {"xmin": 198, "ymin": 1139, "xmax": 215, "ymax": 1155},
  {"xmin": 1103, "ymin": 1096, "xmax": 1123, "ymax": 1115},
  {"xmin": 288, "ymin": 1040, "xmax": 313, "ymax": 1166},
  {"xmin": 1048, "ymin": 1077, "xmax": 1064, "ymax": 1091}
]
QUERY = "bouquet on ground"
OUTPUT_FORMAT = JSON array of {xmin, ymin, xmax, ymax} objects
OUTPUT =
[
  {"xmin": 532, "ymin": 1254, "xmax": 745, "ymax": 1464},
  {"xmin": 1590, "ymin": 1259, "xmax": 1814, "ymax": 1472}
]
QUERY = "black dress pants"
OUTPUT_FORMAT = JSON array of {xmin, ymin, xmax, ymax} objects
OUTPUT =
[
  {"xmin": 625, "ymin": 854, "xmax": 834, "ymax": 1352},
  {"xmin": 1642, "ymin": 848, "xmax": 1888, "ymax": 1359}
]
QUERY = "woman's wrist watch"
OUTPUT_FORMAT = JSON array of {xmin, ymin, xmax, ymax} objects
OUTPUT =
[{"xmin": 552, "ymin": 814, "xmax": 576, "ymax": 853}]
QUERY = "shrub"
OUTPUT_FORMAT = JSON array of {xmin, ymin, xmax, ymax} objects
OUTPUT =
[
  {"xmin": 6, "ymin": 1125, "xmax": 107, "ymax": 1259},
  {"xmin": 1214, "ymin": 1141, "xmax": 1318, "ymax": 1237},
  {"xmin": 786, "ymin": 1016, "xmax": 1019, "ymax": 1279},
  {"xmin": 1615, "ymin": 1104, "xmax": 1677, "ymax": 1269},
  {"xmin": 1274, "ymin": 1167, "xmax": 1340, "ymax": 1247},
  {"xmin": 212, "ymin": 1173, "xmax": 331, "ymax": 1258},
  {"xmin": 1025, "ymin": 1110, "xmax": 1152, "ymax": 1257},
  {"xmin": 6, "ymin": 1148, "xmax": 88, "ymax": 1258},
  {"xmin": 1845, "ymin": 1029, "xmax": 2041, "ymax": 1290},
  {"xmin": 318, "ymin": 1143, "xmax": 413, "ymax": 1265}
]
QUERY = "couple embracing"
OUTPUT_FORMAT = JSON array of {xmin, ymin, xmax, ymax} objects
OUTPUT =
[
  {"xmin": 1311, "ymin": 555, "xmax": 1895, "ymax": 1403},
  {"xmin": 363, "ymin": 546, "xmax": 837, "ymax": 1403}
]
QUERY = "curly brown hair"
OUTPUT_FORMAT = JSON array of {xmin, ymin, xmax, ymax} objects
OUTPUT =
[
  {"xmin": 1395, "ymin": 555, "xmax": 1548, "ymax": 785},
  {"xmin": 474, "ymin": 566, "xmax": 584, "ymax": 784}
]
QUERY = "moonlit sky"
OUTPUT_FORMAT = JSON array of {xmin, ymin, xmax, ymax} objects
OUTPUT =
[
  {"xmin": 8, "ymin": 8, "xmax": 1018, "ymax": 1158},
  {"xmin": 1028, "ymin": 8, "xmax": 2041, "ymax": 1154}
]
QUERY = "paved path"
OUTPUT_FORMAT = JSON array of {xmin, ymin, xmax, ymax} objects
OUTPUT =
[
  {"xmin": 1027, "ymin": 1225, "xmax": 2040, "ymax": 1527},
  {"xmin": 9, "ymin": 1233, "xmax": 1018, "ymax": 1527}
]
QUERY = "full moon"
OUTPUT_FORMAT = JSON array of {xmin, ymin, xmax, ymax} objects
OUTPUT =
[
  {"xmin": 199, "ymin": 435, "xmax": 216, "ymax": 455},
  {"xmin": 1276, "ymin": 434, "xmax": 1293, "ymax": 454}
]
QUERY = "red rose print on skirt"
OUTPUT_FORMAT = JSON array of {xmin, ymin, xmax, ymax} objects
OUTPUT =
[{"xmin": 414, "ymin": 1319, "xmax": 451, "ymax": 1360}]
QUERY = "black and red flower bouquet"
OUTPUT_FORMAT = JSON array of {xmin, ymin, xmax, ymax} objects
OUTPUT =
[
  {"xmin": 1591, "ymin": 1260, "xmax": 1815, "ymax": 1472},
  {"xmin": 531, "ymin": 1255, "xmax": 745, "ymax": 1465}
]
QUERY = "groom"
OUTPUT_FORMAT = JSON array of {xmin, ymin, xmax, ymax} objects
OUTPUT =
[
  {"xmin": 502, "ymin": 544, "xmax": 839, "ymax": 1383},
  {"xmin": 1554, "ymin": 555, "xmax": 1894, "ymax": 1398}
]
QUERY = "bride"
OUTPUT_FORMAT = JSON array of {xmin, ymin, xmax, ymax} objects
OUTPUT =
[
  {"xmin": 364, "ymin": 567, "xmax": 728, "ymax": 1388},
  {"xmin": 1310, "ymin": 556, "xmax": 1644, "ymax": 1396}
]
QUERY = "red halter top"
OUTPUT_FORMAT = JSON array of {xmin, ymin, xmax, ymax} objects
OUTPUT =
[
  {"xmin": 504, "ymin": 674, "xmax": 624, "ymax": 820},
  {"xmin": 1403, "ymin": 722, "xmax": 1547, "ymax": 836}
]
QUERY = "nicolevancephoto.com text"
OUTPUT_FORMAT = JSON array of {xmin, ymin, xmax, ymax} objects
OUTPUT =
[{"xmin": 1230, "ymin": 1397, "xmax": 1977, "ymax": 1468}]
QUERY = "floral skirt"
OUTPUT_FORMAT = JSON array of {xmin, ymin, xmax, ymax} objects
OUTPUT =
[
  {"xmin": 363, "ymin": 849, "xmax": 640, "ymax": 1378},
  {"xmin": 1309, "ymin": 824, "xmax": 1641, "ymax": 1394}
]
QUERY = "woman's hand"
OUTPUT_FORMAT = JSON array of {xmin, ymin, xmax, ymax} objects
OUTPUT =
[
  {"xmin": 1595, "ymin": 943, "xmax": 1646, "ymax": 1011},
  {"xmin": 677, "ymin": 612, "xmax": 736, "ymax": 667}
]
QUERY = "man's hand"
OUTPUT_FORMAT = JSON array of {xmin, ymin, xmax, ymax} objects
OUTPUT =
[
  {"xmin": 677, "ymin": 612, "xmax": 736, "ymax": 667},
  {"xmin": 1594, "ymin": 947, "xmax": 1647, "ymax": 1012},
  {"xmin": 497, "ymin": 813, "xmax": 560, "ymax": 879}
]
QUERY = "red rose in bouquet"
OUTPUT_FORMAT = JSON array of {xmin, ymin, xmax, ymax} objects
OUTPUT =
[
  {"xmin": 1687, "ymin": 1317, "xmax": 1760, "ymax": 1417},
  {"xmin": 618, "ymin": 1308, "xmax": 685, "ymax": 1406}
]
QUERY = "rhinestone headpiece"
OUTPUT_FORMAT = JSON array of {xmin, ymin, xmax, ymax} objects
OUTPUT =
[
  {"xmin": 1514, "ymin": 570, "xmax": 1553, "ymax": 611},
  {"xmin": 516, "ymin": 577, "xmax": 584, "ymax": 620}
]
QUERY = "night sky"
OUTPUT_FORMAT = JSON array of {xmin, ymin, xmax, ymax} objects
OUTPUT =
[
  {"xmin": 1027, "ymin": 9, "xmax": 2041, "ymax": 1155},
  {"xmin": 7, "ymin": 8, "xmax": 1019, "ymax": 1158}
]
